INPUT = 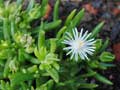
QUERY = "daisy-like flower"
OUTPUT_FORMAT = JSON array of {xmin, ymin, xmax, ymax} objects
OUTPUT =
[{"xmin": 62, "ymin": 28, "xmax": 96, "ymax": 61}]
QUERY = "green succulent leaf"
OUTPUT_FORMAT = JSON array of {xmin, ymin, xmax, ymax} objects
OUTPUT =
[
  {"xmin": 3, "ymin": 58, "xmax": 10, "ymax": 77},
  {"xmin": 79, "ymin": 83, "xmax": 98, "ymax": 89},
  {"xmin": 26, "ymin": 0, "xmax": 35, "ymax": 12},
  {"xmin": 71, "ymin": 8, "xmax": 84, "ymax": 27},
  {"xmin": 52, "ymin": 62, "xmax": 60, "ymax": 71},
  {"xmin": 36, "ymin": 80, "xmax": 54, "ymax": 90},
  {"xmin": 100, "ymin": 52, "xmax": 115, "ymax": 62},
  {"xmin": 94, "ymin": 73, "xmax": 113, "ymax": 85},
  {"xmin": 27, "ymin": 65, "xmax": 38, "ymax": 73},
  {"xmin": 40, "ymin": 0, "xmax": 48, "ymax": 17},
  {"xmin": 24, "ymin": 52, "xmax": 40, "ymax": 64},
  {"xmin": 99, "ymin": 62, "xmax": 115, "ymax": 67},
  {"xmin": 10, "ymin": 72, "xmax": 34, "ymax": 86},
  {"xmin": 88, "ymin": 60, "xmax": 99, "ymax": 68},
  {"xmin": 65, "ymin": 9, "xmax": 76, "ymax": 26},
  {"xmin": 0, "ymin": 49, "xmax": 9, "ymax": 59},
  {"xmin": 0, "ymin": 0, "xmax": 3, "ymax": 7},
  {"xmin": 53, "ymin": 0, "xmax": 60, "ymax": 21},
  {"xmin": 56, "ymin": 26, "xmax": 67, "ymax": 39},
  {"xmin": 16, "ymin": 0, "xmax": 22, "ymax": 6},
  {"xmin": 18, "ymin": 49, "xmax": 25, "ymax": 62},
  {"xmin": 38, "ymin": 30, "xmax": 45, "ymax": 50},
  {"xmin": 88, "ymin": 68, "xmax": 113, "ymax": 85},
  {"xmin": 50, "ymin": 38, "xmax": 56, "ymax": 53},
  {"xmin": 0, "ymin": 80, "xmax": 11, "ymax": 90},
  {"xmin": 3, "ymin": 18, "xmax": 10, "ymax": 41},
  {"xmin": 99, "ymin": 38, "xmax": 109, "ymax": 53},
  {"xmin": 95, "ymin": 39, "xmax": 102, "ymax": 51},
  {"xmin": 44, "ymin": 20, "xmax": 62, "ymax": 31},
  {"xmin": 90, "ymin": 22, "xmax": 104, "ymax": 38},
  {"xmin": 46, "ymin": 67, "xmax": 59, "ymax": 83}
]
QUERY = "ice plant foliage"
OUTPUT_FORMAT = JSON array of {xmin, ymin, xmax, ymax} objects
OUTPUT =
[
  {"xmin": 0, "ymin": 0, "xmax": 115, "ymax": 89},
  {"xmin": 63, "ymin": 28, "xmax": 96, "ymax": 61}
]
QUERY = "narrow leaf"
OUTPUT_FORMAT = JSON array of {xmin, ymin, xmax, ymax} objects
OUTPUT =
[
  {"xmin": 40, "ymin": 0, "xmax": 48, "ymax": 17},
  {"xmin": 65, "ymin": 9, "xmax": 76, "ymax": 26},
  {"xmin": 94, "ymin": 73, "xmax": 113, "ymax": 85},
  {"xmin": 90, "ymin": 22, "xmax": 104, "ymax": 38},
  {"xmin": 38, "ymin": 30, "xmax": 45, "ymax": 50},
  {"xmin": 46, "ymin": 68, "xmax": 59, "ymax": 83},
  {"xmin": 71, "ymin": 8, "xmax": 84, "ymax": 27},
  {"xmin": 44, "ymin": 20, "xmax": 62, "ymax": 31},
  {"xmin": 99, "ymin": 38, "xmax": 109, "ymax": 53},
  {"xmin": 79, "ymin": 83, "xmax": 98, "ymax": 89},
  {"xmin": 56, "ymin": 26, "xmax": 67, "ymax": 39},
  {"xmin": 50, "ymin": 39, "xmax": 56, "ymax": 53},
  {"xmin": 53, "ymin": 0, "xmax": 60, "ymax": 21},
  {"xmin": 17, "ymin": 0, "xmax": 23, "ymax": 6},
  {"xmin": 3, "ymin": 18, "xmax": 10, "ymax": 41},
  {"xmin": 26, "ymin": 0, "xmax": 34, "ymax": 12}
]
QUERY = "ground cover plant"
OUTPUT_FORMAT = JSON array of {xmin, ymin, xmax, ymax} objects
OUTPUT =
[{"xmin": 0, "ymin": 0, "xmax": 115, "ymax": 90}]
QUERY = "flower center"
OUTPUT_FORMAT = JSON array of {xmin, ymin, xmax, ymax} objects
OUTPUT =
[{"xmin": 73, "ymin": 40, "xmax": 84, "ymax": 50}]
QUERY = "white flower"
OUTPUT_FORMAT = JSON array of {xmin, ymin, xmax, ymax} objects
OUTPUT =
[{"xmin": 62, "ymin": 28, "xmax": 96, "ymax": 61}]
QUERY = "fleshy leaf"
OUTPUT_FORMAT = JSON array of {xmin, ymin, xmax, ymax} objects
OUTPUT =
[{"xmin": 100, "ymin": 52, "xmax": 115, "ymax": 62}]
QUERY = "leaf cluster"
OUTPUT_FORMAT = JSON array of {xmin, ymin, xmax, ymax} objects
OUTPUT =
[{"xmin": 0, "ymin": 0, "xmax": 115, "ymax": 90}]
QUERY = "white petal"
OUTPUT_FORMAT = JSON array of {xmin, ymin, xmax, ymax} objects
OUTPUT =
[
  {"xmin": 78, "ymin": 51, "xmax": 85, "ymax": 60},
  {"xmin": 62, "ymin": 40, "xmax": 72, "ymax": 45},
  {"xmin": 84, "ymin": 49, "xmax": 93, "ymax": 55},
  {"xmin": 86, "ymin": 47, "xmax": 96, "ymax": 50},
  {"xmin": 65, "ymin": 36, "xmax": 72, "ymax": 41},
  {"xmin": 84, "ymin": 33, "xmax": 91, "ymax": 40},
  {"xmin": 66, "ymin": 49, "xmax": 73, "ymax": 55},
  {"xmin": 81, "ymin": 51, "xmax": 89, "ymax": 60},
  {"xmin": 70, "ymin": 51, "xmax": 75, "ymax": 59},
  {"xmin": 79, "ymin": 28, "xmax": 83, "ymax": 38},
  {"xmin": 81, "ymin": 31, "xmax": 88, "ymax": 40},
  {"xmin": 75, "ymin": 52, "xmax": 78, "ymax": 61},
  {"xmin": 86, "ymin": 41, "xmax": 96, "ymax": 45},
  {"xmin": 63, "ymin": 47, "xmax": 72, "ymax": 50},
  {"xmin": 73, "ymin": 29, "xmax": 76, "ymax": 39},
  {"xmin": 75, "ymin": 28, "xmax": 79, "ymax": 38},
  {"xmin": 66, "ymin": 32, "xmax": 73, "ymax": 40},
  {"xmin": 86, "ymin": 39, "xmax": 95, "ymax": 42}
]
